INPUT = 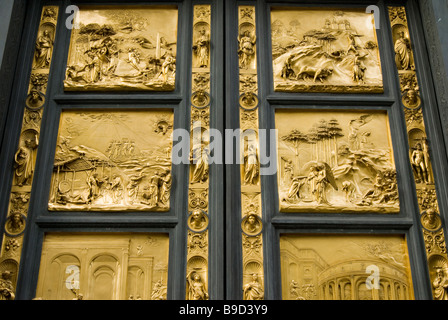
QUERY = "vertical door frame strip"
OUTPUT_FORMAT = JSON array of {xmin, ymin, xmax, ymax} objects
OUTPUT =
[
  {"xmin": 388, "ymin": 6, "xmax": 448, "ymax": 300},
  {"xmin": 186, "ymin": 4, "xmax": 212, "ymax": 300},
  {"xmin": 238, "ymin": 5, "xmax": 265, "ymax": 300},
  {"xmin": 0, "ymin": 6, "xmax": 59, "ymax": 299}
]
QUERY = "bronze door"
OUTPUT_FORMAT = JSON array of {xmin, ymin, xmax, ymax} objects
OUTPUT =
[
  {"xmin": 0, "ymin": 0, "xmax": 224, "ymax": 300},
  {"xmin": 0, "ymin": 0, "xmax": 447, "ymax": 301},
  {"xmin": 225, "ymin": 0, "xmax": 448, "ymax": 300}
]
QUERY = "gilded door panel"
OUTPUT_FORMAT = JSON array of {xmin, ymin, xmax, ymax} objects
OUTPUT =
[
  {"xmin": 64, "ymin": 5, "xmax": 178, "ymax": 92},
  {"xmin": 276, "ymin": 109, "xmax": 399, "ymax": 213},
  {"xmin": 48, "ymin": 109, "xmax": 174, "ymax": 212},
  {"xmin": 35, "ymin": 233, "xmax": 169, "ymax": 300},
  {"xmin": 280, "ymin": 234, "xmax": 414, "ymax": 300},
  {"xmin": 270, "ymin": 7, "xmax": 383, "ymax": 93}
]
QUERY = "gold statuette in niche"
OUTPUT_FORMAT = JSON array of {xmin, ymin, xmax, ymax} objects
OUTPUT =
[
  {"xmin": 277, "ymin": 110, "xmax": 399, "ymax": 213},
  {"xmin": 271, "ymin": 8, "xmax": 383, "ymax": 93},
  {"xmin": 48, "ymin": 110, "xmax": 173, "ymax": 212},
  {"xmin": 34, "ymin": 233, "xmax": 169, "ymax": 300},
  {"xmin": 280, "ymin": 234, "xmax": 414, "ymax": 300},
  {"xmin": 64, "ymin": 6, "xmax": 178, "ymax": 91}
]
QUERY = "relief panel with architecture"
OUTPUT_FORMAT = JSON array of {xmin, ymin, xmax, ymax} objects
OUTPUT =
[
  {"xmin": 64, "ymin": 6, "xmax": 178, "ymax": 91},
  {"xmin": 271, "ymin": 8, "xmax": 383, "ymax": 93},
  {"xmin": 277, "ymin": 110, "xmax": 399, "ymax": 213},
  {"xmin": 35, "ymin": 233, "xmax": 169, "ymax": 300},
  {"xmin": 48, "ymin": 110, "xmax": 173, "ymax": 212},
  {"xmin": 280, "ymin": 234, "xmax": 414, "ymax": 300}
]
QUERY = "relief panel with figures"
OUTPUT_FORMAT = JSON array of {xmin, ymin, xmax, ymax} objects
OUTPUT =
[
  {"xmin": 48, "ymin": 110, "xmax": 174, "ymax": 212},
  {"xmin": 64, "ymin": 6, "xmax": 178, "ymax": 91},
  {"xmin": 277, "ymin": 110, "xmax": 399, "ymax": 213},
  {"xmin": 271, "ymin": 8, "xmax": 383, "ymax": 93}
]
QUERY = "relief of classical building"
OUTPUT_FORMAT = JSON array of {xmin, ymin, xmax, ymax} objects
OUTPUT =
[
  {"xmin": 34, "ymin": 233, "xmax": 169, "ymax": 300},
  {"xmin": 280, "ymin": 234, "xmax": 413, "ymax": 300}
]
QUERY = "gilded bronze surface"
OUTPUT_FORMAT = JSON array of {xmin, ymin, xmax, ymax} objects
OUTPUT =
[
  {"xmin": 48, "ymin": 110, "xmax": 173, "ymax": 212},
  {"xmin": 64, "ymin": 6, "xmax": 178, "ymax": 91},
  {"xmin": 277, "ymin": 110, "xmax": 399, "ymax": 213},
  {"xmin": 238, "ymin": 5, "xmax": 264, "ymax": 300},
  {"xmin": 35, "ymin": 233, "xmax": 169, "ymax": 300},
  {"xmin": 5, "ymin": 3, "xmax": 448, "ymax": 302},
  {"xmin": 271, "ymin": 8, "xmax": 383, "ymax": 93},
  {"xmin": 388, "ymin": 6, "xmax": 448, "ymax": 300},
  {"xmin": 186, "ymin": 5, "xmax": 212, "ymax": 300},
  {"xmin": 188, "ymin": 209, "xmax": 209, "ymax": 233},
  {"xmin": 0, "ymin": 6, "xmax": 59, "ymax": 300},
  {"xmin": 280, "ymin": 234, "xmax": 414, "ymax": 300}
]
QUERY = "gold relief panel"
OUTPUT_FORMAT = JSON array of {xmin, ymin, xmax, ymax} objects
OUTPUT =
[
  {"xmin": 64, "ymin": 6, "xmax": 178, "ymax": 91},
  {"xmin": 1, "ymin": 237, "xmax": 21, "ymax": 259},
  {"xmin": 187, "ymin": 230, "xmax": 208, "ymax": 254},
  {"xmin": 271, "ymin": 8, "xmax": 383, "ymax": 93},
  {"xmin": 48, "ymin": 109, "xmax": 174, "ymax": 212},
  {"xmin": 35, "ymin": 233, "xmax": 169, "ymax": 300},
  {"xmin": 276, "ymin": 110, "xmax": 398, "ymax": 213},
  {"xmin": 280, "ymin": 234, "xmax": 414, "ymax": 300}
]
